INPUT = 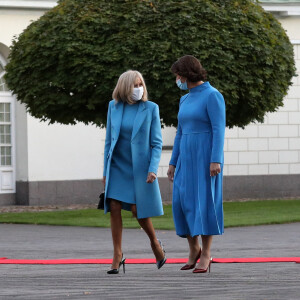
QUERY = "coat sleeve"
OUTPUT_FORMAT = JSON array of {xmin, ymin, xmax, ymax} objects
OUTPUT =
[
  {"xmin": 148, "ymin": 104, "xmax": 163, "ymax": 174},
  {"xmin": 103, "ymin": 102, "xmax": 112, "ymax": 177},
  {"xmin": 207, "ymin": 91, "xmax": 226, "ymax": 163}
]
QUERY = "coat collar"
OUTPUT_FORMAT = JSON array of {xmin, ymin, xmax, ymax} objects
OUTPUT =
[
  {"xmin": 131, "ymin": 101, "xmax": 147, "ymax": 141},
  {"xmin": 111, "ymin": 100, "xmax": 148, "ymax": 141},
  {"xmin": 111, "ymin": 100, "xmax": 124, "ymax": 141}
]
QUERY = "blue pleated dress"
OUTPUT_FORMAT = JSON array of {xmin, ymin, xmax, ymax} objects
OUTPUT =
[
  {"xmin": 170, "ymin": 82, "xmax": 226, "ymax": 237},
  {"xmin": 106, "ymin": 102, "xmax": 139, "ymax": 211}
]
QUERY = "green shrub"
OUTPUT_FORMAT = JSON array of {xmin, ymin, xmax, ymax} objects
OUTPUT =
[{"xmin": 5, "ymin": 0, "xmax": 296, "ymax": 128}]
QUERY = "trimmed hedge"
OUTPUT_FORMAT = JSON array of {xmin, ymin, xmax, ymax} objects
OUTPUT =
[{"xmin": 5, "ymin": 0, "xmax": 296, "ymax": 127}]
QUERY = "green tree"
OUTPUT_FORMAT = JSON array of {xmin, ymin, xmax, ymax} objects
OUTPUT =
[{"xmin": 5, "ymin": 0, "xmax": 296, "ymax": 128}]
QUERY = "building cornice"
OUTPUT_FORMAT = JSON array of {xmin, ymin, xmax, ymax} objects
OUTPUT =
[
  {"xmin": 291, "ymin": 39, "xmax": 300, "ymax": 44},
  {"xmin": 0, "ymin": 1, "xmax": 300, "ymax": 17},
  {"xmin": 261, "ymin": 3, "xmax": 300, "ymax": 16},
  {"xmin": 0, "ymin": 1, "xmax": 57, "ymax": 10}
]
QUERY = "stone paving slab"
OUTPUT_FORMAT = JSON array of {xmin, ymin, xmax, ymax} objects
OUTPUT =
[{"xmin": 0, "ymin": 223, "xmax": 299, "ymax": 299}]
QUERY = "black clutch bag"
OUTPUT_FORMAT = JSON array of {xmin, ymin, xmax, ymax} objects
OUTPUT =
[{"xmin": 97, "ymin": 192, "xmax": 105, "ymax": 210}]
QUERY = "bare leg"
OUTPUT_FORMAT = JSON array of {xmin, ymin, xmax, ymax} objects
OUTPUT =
[
  {"xmin": 138, "ymin": 218, "xmax": 165, "ymax": 261},
  {"xmin": 195, "ymin": 235, "xmax": 213, "ymax": 269},
  {"xmin": 186, "ymin": 235, "xmax": 201, "ymax": 265},
  {"xmin": 131, "ymin": 204, "xmax": 164, "ymax": 261},
  {"xmin": 110, "ymin": 199, "xmax": 123, "ymax": 269}
]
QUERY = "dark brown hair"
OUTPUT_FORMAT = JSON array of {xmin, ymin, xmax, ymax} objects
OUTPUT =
[{"xmin": 171, "ymin": 55, "xmax": 207, "ymax": 82}]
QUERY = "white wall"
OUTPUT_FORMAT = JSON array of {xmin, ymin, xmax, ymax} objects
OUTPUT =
[
  {"xmin": 0, "ymin": 9, "xmax": 44, "ymax": 46},
  {"xmin": 27, "ymin": 116, "xmax": 105, "ymax": 181},
  {"xmin": 222, "ymin": 18, "xmax": 300, "ymax": 176},
  {"xmin": 275, "ymin": 17, "xmax": 300, "ymax": 41}
]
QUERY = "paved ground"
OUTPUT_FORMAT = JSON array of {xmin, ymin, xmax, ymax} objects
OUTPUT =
[{"xmin": 0, "ymin": 223, "xmax": 299, "ymax": 300}]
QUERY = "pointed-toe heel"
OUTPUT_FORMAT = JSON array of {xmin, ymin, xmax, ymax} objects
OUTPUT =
[
  {"xmin": 180, "ymin": 248, "xmax": 202, "ymax": 271},
  {"xmin": 156, "ymin": 239, "xmax": 166, "ymax": 269},
  {"xmin": 193, "ymin": 257, "xmax": 213, "ymax": 274},
  {"xmin": 107, "ymin": 254, "xmax": 126, "ymax": 274},
  {"xmin": 107, "ymin": 268, "xmax": 119, "ymax": 275}
]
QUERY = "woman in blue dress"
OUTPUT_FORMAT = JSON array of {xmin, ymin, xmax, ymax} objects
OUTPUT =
[
  {"xmin": 167, "ymin": 56, "xmax": 226, "ymax": 273},
  {"xmin": 103, "ymin": 70, "xmax": 166, "ymax": 274}
]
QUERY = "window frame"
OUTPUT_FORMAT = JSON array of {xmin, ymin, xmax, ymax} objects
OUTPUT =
[{"xmin": 0, "ymin": 52, "xmax": 16, "ymax": 192}]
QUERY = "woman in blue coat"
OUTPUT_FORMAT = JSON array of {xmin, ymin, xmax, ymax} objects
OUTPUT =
[
  {"xmin": 167, "ymin": 56, "xmax": 226, "ymax": 274},
  {"xmin": 103, "ymin": 70, "xmax": 166, "ymax": 274}
]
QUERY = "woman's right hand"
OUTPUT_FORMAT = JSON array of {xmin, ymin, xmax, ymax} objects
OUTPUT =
[
  {"xmin": 167, "ymin": 165, "xmax": 176, "ymax": 182},
  {"xmin": 102, "ymin": 176, "xmax": 106, "ymax": 187}
]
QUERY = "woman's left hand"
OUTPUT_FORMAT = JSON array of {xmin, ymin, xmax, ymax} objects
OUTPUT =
[
  {"xmin": 146, "ymin": 172, "xmax": 157, "ymax": 183},
  {"xmin": 210, "ymin": 163, "xmax": 221, "ymax": 177}
]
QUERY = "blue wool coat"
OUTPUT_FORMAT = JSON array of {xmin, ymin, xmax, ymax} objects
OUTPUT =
[{"xmin": 103, "ymin": 100, "xmax": 164, "ymax": 219}]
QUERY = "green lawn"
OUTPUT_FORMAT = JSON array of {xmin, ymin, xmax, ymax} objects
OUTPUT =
[{"xmin": 0, "ymin": 200, "xmax": 299, "ymax": 229}]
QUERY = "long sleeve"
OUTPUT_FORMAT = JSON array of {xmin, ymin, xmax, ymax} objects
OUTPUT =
[
  {"xmin": 103, "ymin": 102, "xmax": 112, "ymax": 177},
  {"xmin": 207, "ymin": 91, "xmax": 226, "ymax": 163},
  {"xmin": 148, "ymin": 104, "xmax": 163, "ymax": 174},
  {"xmin": 169, "ymin": 94, "xmax": 189, "ymax": 167},
  {"xmin": 169, "ymin": 123, "xmax": 182, "ymax": 167}
]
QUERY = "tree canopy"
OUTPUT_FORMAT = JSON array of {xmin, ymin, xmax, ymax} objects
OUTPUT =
[{"xmin": 5, "ymin": 0, "xmax": 296, "ymax": 128}]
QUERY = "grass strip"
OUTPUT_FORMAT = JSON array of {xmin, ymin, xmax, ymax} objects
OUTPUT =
[{"xmin": 0, "ymin": 200, "xmax": 299, "ymax": 229}]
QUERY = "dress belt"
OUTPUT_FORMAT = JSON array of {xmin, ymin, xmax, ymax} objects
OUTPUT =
[{"xmin": 182, "ymin": 131, "xmax": 211, "ymax": 135}]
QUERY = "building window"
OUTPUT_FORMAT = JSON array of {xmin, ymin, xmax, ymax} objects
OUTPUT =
[
  {"xmin": 0, "ymin": 63, "xmax": 8, "ymax": 92},
  {"xmin": 0, "ymin": 125, "xmax": 11, "ymax": 144},
  {"xmin": 1, "ymin": 146, "xmax": 11, "ymax": 166},
  {"xmin": 0, "ymin": 103, "xmax": 10, "ymax": 122},
  {"xmin": 0, "ymin": 103, "xmax": 11, "ymax": 166}
]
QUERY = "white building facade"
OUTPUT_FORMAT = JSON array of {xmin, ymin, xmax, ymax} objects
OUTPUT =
[{"xmin": 0, "ymin": 0, "xmax": 299, "ymax": 206}]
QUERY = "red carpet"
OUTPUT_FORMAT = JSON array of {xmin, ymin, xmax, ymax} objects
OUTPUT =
[
  {"xmin": 0, "ymin": 257, "xmax": 299, "ymax": 265},
  {"xmin": 212, "ymin": 257, "xmax": 300, "ymax": 263}
]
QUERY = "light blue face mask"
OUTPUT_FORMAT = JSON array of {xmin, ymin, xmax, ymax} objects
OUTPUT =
[{"xmin": 176, "ymin": 79, "xmax": 188, "ymax": 90}]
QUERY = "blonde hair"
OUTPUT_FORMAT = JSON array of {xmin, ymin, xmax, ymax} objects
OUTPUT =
[{"xmin": 112, "ymin": 70, "xmax": 148, "ymax": 104}]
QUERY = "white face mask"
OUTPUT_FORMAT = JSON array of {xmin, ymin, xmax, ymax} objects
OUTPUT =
[{"xmin": 132, "ymin": 86, "xmax": 144, "ymax": 101}]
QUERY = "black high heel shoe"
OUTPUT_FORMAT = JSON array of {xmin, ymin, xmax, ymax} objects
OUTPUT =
[
  {"xmin": 156, "ymin": 239, "xmax": 167, "ymax": 269},
  {"xmin": 107, "ymin": 254, "xmax": 126, "ymax": 274}
]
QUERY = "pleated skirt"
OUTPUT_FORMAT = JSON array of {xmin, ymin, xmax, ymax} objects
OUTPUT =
[{"xmin": 172, "ymin": 132, "xmax": 224, "ymax": 237}]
